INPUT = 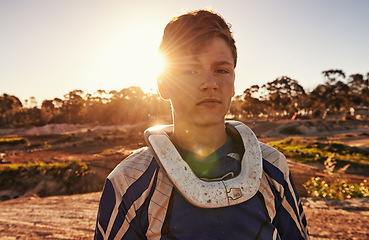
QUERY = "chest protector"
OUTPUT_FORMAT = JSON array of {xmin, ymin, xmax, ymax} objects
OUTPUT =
[{"xmin": 144, "ymin": 121, "xmax": 262, "ymax": 208}]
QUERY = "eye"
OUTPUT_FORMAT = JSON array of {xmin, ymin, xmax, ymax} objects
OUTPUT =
[
  {"xmin": 183, "ymin": 69, "xmax": 198, "ymax": 75},
  {"xmin": 215, "ymin": 69, "xmax": 230, "ymax": 74}
]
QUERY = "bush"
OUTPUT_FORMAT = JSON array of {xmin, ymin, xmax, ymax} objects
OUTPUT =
[
  {"xmin": 303, "ymin": 177, "xmax": 369, "ymax": 200},
  {"xmin": 303, "ymin": 154, "xmax": 369, "ymax": 200},
  {"xmin": 0, "ymin": 161, "xmax": 103, "ymax": 197}
]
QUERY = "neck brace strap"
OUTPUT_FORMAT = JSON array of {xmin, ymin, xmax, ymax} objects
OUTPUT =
[{"xmin": 144, "ymin": 121, "xmax": 262, "ymax": 208}]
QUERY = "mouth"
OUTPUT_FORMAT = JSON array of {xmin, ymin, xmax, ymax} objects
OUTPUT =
[{"xmin": 197, "ymin": 98, "xmax": 222, "ymax": 107}]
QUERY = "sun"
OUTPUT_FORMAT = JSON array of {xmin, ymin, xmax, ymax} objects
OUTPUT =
[{"xmin": 82, "ymin": 21, "xmax": 166, "ymax": 95}]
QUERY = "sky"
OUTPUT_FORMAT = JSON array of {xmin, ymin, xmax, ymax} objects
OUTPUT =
[{"xmin": 1, "ymin": 0, "xmax": 369, "ymax": 106}]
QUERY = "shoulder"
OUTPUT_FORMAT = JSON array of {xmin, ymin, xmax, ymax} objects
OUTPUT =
[
  {"xmin": 109, "ymin": 147, "xmax": 154, "ymax": 177},
  {"xmin": 107, "ymin": 147, "xmax": 157, "ymax": 195},
  {"xmin": 259, "ymin": 141, "xmax": 290, "ymax": 178}
]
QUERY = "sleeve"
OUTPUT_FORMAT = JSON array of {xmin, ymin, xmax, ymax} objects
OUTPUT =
[
  {"xmin": 94, "ymin": 149, "xmax": 158, "ymax": 240},
  {"xmin": 272, "ymin": 170, "xmax": 310, "ymax": 240},
  {"xmin": 260, "ymin": 142, "xmax": 309, "ymax": 239},
  {"xmin": 94, "ymin": 178, "xmax": 147, "ymax": 240},
  {"xmin": 94, "ymin": 179, "xmax": 119, "ymax": 240}
]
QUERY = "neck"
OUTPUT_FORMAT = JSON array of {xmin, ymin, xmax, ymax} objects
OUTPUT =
[{"xmin": 170, "ymin": 121, "xmax": 228, "ymax": 158}]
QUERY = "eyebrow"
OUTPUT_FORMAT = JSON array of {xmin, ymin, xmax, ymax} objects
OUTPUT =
[
  {"xmin": 187, "ymin": 56, "xmax": 233, "ymax": 66},
  {"xmin": 213, "ymin": 61, "xmax": 233, "ymax": 66},
  {"xmin": 172, "ymin": 57, "xmax": 234, "ymax": 68}
]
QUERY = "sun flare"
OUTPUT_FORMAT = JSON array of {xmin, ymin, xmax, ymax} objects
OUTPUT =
[{"xmin": 80, "ymin": 21, "xmax": 166, "ymax": 95}]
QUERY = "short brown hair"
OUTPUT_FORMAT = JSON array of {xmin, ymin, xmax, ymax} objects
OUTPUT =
[{"xmin": 159, "ymin": 10, "xmax": 237, "ymax": 67}]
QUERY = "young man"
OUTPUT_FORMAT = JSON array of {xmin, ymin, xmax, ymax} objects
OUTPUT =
[{"xmin": 95, "ymin": 10, "xmax": 309, "ymax": 240}]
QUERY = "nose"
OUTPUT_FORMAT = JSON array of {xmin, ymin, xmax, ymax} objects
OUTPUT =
[{"xmin": 201, "ymin": 71, "xmax": 218, "ymax": 91}]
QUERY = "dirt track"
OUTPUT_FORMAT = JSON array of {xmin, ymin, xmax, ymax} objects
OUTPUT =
[
  {"xmin": 0, "ymin": 120, "xmax": 368, "ymax": 239},
  {"xmin": 0, "ymin": 192, "xmax": 368, "ymax": 239},
  {"xmin": 0, "ymin": 192, "xmax": 100, "ymax": 239},
  {"xmin": 1, "ymin": 157, "xmax": 368, "ymax": 240}
]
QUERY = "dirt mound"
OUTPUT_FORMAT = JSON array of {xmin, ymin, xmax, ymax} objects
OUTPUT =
[
  {"xmin": 249, "ymin": 119, "xmax": 369, "ymax": 139},
  {"xmin": 0, "ymin": 161, "xmax": 105, "ymax": 200},
  {"xmin": 23, "ymin": 123, "xmax": 84, "ymax": 136}
]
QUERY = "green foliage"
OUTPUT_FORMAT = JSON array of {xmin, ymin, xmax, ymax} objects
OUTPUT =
[
  {"xmin": 0, "ymin": 137, "xmax": 27, "ymax": 145},
  {"xmin": 0, "ymin": 161, "xmax": 97, "ymax": 196},
  {"xmin": 268, "ymin": 138, "xmax": 369, "ymax": 165},
  {"xmin": 303, "ymin": 153, "xmax": 369, "ymax": 200},
  {"xmin": 304, "ymin": 177, "xmax": 369, "ymax": 200}
]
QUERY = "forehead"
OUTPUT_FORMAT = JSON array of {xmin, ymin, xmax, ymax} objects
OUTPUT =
[{"xmin": 167, "ymin": 37, "xmax": 234, "ymax": 67}]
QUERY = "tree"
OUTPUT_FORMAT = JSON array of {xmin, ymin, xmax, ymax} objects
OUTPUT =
[
  {"xmin": 260, "ymin": 76, "xmax": 306, "ymax": 117},
  {"xmin": 348, "ymin": 74, "xmax": 368, "ymax": 106},
  {"xmin": 0, "ymin": 94, "xmax": 23, "ymax": 126},
  {"xmin": 62, "ymin": 90, "xmax": 85, "ymax": 124},
  {"xmin": 241, "ymin": 85, "xmax": 267, "ymax": 118},
  {"xmin": 322, "ymin": 69, "xmax": 346, "ymax": 85},
  {"xmin": 41, "ymin": 100, "xmax": 55, "ymax": 124},
  {"xmin": 309, "ymin": 80, "xmax": 350, "ymax": 119}
]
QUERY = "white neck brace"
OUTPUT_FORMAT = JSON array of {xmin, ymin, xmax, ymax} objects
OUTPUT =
[{"xmin": 144, "ymin": 121, "xmax": 262, "ymax": 208}]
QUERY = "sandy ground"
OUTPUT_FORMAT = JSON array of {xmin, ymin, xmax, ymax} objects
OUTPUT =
[
  {"xmin": 0, "ymin": 192, "xmax": 368, "ymax": 239},
  {"xmin": 303, "ymin": 198, "xmax": 369, "ymax": 239},
  {"xmin": 0, "ymin": 120, "xmax": 368, "ymax": 239},
  {"xmin": 0, "ymin": 193, "xmax": 99, "ymax": 240}
]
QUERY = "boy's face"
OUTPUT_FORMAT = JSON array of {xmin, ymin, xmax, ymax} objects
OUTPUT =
[{"xmin": 159, "ymin": 37, "xmax": 235, "ymax": 128}]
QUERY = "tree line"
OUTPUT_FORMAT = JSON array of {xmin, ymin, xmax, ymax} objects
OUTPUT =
[
  {"xmin": 230, "ymin": 70, "xmax": 369, "ymax": 120},
  {"xmin": 0, "ymin": 86, "xmax": 171, "ymax": 127},
  {"xmin": 1, "ymin": 69, "xmax": 368, "ymax": 127}
]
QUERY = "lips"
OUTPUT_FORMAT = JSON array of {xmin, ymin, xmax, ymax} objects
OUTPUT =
[{"xmin": 197, "ymin": 98, "xmax": 221, "ymax": 106}]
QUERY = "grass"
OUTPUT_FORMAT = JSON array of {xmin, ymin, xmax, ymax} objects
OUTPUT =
[
  {"xmin": 0, "ymin": 161, "xmax": 88, "ymax": 185},
  {"xmin": 269, "ymin": 137, "xmax": 369, "ymax": 199},
  {"xmin": 268, "ymin": 137, "xmax": 369, "ymax": 165},
  {"xmin": 304, "ymin": 177, "xmax": 369, "ymax": 200},
  {"xmin": 0, "ymin": 161, "xmax": 101, "ymax": 197},
  {"xmin": 0, "ymin": 137, "xmax": 27, "ymax": 145}
]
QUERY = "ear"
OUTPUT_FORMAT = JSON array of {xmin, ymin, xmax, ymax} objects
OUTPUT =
[{"xmin": 157, "ymin": 77, "xmax": 170, "ymax": 100}]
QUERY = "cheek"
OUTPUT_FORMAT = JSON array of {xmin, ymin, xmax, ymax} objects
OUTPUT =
[
  {"xmin": 220, "ymin": 80, "xmax": 235, "ymax": 95},
  {"xmin": 168, "ymin": 80, "xmax": 198, "ymax": 98}
]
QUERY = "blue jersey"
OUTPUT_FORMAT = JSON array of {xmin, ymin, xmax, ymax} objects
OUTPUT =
[{"xmin": 94, "ymin": 125, "xmax": 309, "ymax": 240}]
